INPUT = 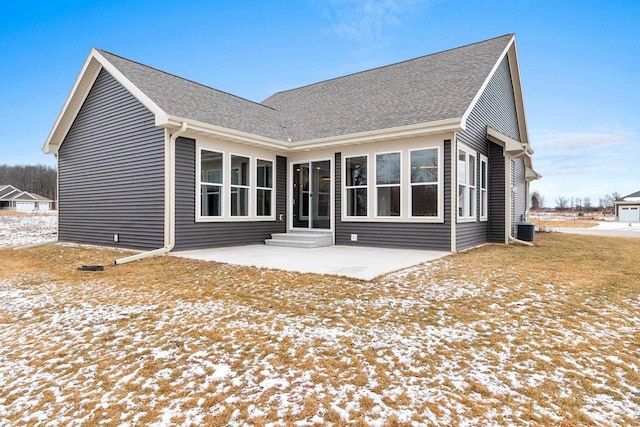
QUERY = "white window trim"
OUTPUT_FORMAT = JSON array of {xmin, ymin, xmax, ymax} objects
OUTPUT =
[
  {"xmin": 256, "ymin": 157, "xmax": 275, "ymax": 218},
  {"xmin": 343, "ymin": 154, "xmax": 369, "ymax": 218},
  {"xmin": 457, "ymin": 143, "xmax": 477, "ymax": 223},
  {"xmin": 374, "ymin": 150, "xmax": 403, "ymax": 218},
  {"xmin": 408, "ymin": 146, "xmax": 441, "ymax": 219},
  {"xmin": 196, "ymin": 144, "xmax": 276, "ymax": 222},
  {"xmin": 229, "ymin": 153, "xmax": 251, "ymax": 218},
  {"xmin": 197, "ymin": 148, "xmax": 224, "ymax": 219},
  {"xmin": 480, "ymin": 154, "xmax": 488, "ymax": 221}
]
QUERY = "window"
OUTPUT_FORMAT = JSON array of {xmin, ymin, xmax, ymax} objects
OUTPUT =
[
  {"xmin": 345, "ymin": 155, "xmax": 368, "ymax": 216},
  {"xmin": 200, "ymin": 150, "xmax": 223, "ymax": 217},
  {"xmin": 480, "ymin": 155, "xmax": 488, "ymax": 220},
  {"xmin": 230, "ymin": 155, "xmax": 250, "ymax": 216},
  {"xmin": 256, "ymin": 159, "xmax": 273, "ymax": 217},
  {"xmin": 410, "ymin": 148, "xmax": 438, "ymax": 217},
  {"xmin": 376, "ymin": 152, "xmax": 401, "ymax": 217},
  {"xmin": 458, "ymin": 146, "xmax": 477, "ymax": 220}
]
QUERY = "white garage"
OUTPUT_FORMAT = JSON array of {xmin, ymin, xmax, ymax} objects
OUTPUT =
[
  {"xmin": 615, "ymin": 190, "xmax": 640, "ymax": 223},
  {"xmin": 16, "ymin": 201, "xmax": 36, "ymax": 212},
  {"xmin": 619, "ymin": 206, "xmax": 640, "ymax": 222}
]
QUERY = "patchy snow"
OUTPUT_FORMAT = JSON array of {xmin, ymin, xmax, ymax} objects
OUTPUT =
[
  {"xmin": 0, "ymin": 212, "xmax": 57, "ymax": 247},
  {"xmin": 0, "ymin": 259, "xmax": 639, "ymax": 425}
]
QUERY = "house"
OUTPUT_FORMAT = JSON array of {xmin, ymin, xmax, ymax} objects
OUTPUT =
[
  {"xmin": 42, "ymin": 34, "xmax": 539, "ymax": 255},
  {"xmin": 0, "ymin": 185, "xmax": 20, "ymax": 209},
  {"xmin": 614, "ymin": 191, "xmax": 640, "ymax": 222},
  {"xmin": 0, "ymin": 185, "xmax": 54, "ymax": 212}
]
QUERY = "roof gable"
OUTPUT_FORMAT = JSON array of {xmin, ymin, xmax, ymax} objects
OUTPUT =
[
  {"xmin": 623, "ymin": 190, "xmax": 640, "ymax": 199},
  {"xmin": 262, "ymin": 34, "xmax": 514, "ymax": 142},
  {"xmin": 96, "ymin": 51, "xmax": 289, "ymax": 141},
  {"xmin": 43, "ymin": 34, "xmax": 529, "ymax": 152},
  {"xmin": 0, "ymin": 185, "xmax": 18, "ymax": 198}
]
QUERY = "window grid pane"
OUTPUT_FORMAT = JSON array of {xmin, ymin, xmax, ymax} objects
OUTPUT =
[
  {"xmin": 411, "ymin": 149, "xmax": 438, "ymax": 184},
  {"xmin": 376, "ymin": 153, "xmax": 400, "ymax": 185}
]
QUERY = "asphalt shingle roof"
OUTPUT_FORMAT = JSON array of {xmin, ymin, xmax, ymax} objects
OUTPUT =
[
  {"xmin": 262, "ymin": 34, "xmax": 513, "ymax": 141},
  {"xmin": 99, "ymin": 34, "xmax": 513, "ymax": 143},
  {"xmin": 97, "ymin": 51, "xmax": 289, "ymax": 141},
  {"xmin": 623, "ymin": 190, "xmax": 640, "ymax": 199}
]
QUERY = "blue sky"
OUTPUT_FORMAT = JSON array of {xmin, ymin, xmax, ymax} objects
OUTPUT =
[{"xmin": 1, "ymin": 0, "xmax": 638, "ymax": 205}]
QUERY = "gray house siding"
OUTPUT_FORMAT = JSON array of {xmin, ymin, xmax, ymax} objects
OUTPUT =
[
  {"xmin": 334, "ymin": 141, "xmax": 452, "ymax": 251},
  {"xmin": 488, "ymin": 142, "xmax": 506, "ymax": 243},
  {"xmin": 511, "ymin": 157, "xmax": 527, "ymax": 237},
  {"xmin": 174, "ymin": 138, "xmax": 286, "ymax": 250},
  {"xmin": 58, "ymin": 69, "xmax": 165, "ymax": 250},
  {"xmin": 455, "ymin": 56, "xmax": 520, "ymax": 250}
]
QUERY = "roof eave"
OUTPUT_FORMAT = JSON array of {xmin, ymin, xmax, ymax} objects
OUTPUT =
[{"xmin": 288, "ymin": 118, "xmax": 463, "ymax": 152}]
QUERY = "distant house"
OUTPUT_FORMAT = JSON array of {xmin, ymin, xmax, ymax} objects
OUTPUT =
[
  {"xmin": 0, "ymin": 185, "xmax": 54, "ymax": 212},
  {"xmin": 42, "ymin": 34, "xmax": 539, "ymax": 252},
  {"xmin": 615, "ymin": 191, "xmax": 640, "ymax": 222}
]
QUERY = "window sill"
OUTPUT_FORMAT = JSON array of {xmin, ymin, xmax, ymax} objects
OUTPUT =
[
  {"xmin": 196, "ymin": 216, "xmax": 277, "ymax": 223},
  {"xmin": 457, "ymin": 217, "xmax": 477, "ymax": 224},
  {"xmin": 342, "ymin": 216, "xmax": 444, "ymax": 223}
]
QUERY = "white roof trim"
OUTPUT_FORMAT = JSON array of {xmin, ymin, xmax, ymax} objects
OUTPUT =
[
  {"xmin": 0, "ymin": 189, "xmax": 20, "ymax": 201},
  {"xmin": 460, "ymin": 35, "xmax": 513, "ymax": 129},
  {"xmin": 288, "ymin": 118, "xmax": 462, "ymax": 151},
  {"xmin": 9, "ymin": 191, "xmax": 38, "ymax": 201},
  {"xmin": 163, "ymin": 116, "xmax": 462, "ymax": 152},
  {"xmin": 487, "ymin": 127, "xmax": 525, "ymax": 152},
  {"xmin": 42, "ymin": 49, "xmax": 168, "ymax": 155},
  {"xmin": 461, "ymin": 35, "xmax": 530, "ymax": 147}
]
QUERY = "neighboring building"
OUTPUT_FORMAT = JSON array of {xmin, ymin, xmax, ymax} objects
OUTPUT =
[
  {"xmin": 0, "ymin": 185, "xmax": 54, "ymax": 212},
  {"xmin": 615, "ymin": 191, "xmax": 640, "ymax": 222},
  {"xmin": 42, "ymin": 34, "xmax": 539, "ymax": 252}
]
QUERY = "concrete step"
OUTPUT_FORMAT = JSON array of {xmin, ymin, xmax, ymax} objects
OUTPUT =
[{"xmin": 265, "ymin": 232, "xmax": 332, "ymax": 248}]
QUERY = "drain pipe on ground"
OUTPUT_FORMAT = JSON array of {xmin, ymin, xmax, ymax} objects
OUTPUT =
[
  {"xmin": 114, "ymin": 122, "xmax": 188, "ymax": 266},
  {"xmin": 508, "ymin": 236, "xmax": 534, "ymax": 246}
]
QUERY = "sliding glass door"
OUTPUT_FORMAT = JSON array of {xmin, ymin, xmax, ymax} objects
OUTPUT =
[{"xmin": 292, "ymin": 160, "xmax": 331, "ymax": 229}]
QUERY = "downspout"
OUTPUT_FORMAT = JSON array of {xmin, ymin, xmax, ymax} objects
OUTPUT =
[
  {"xmin": 506, "ymin": 151, "xmax": 532, "ymax": 246},
  {"xmin": 115, "ymin": 122, "xmax": 188, "ymax": 265}
]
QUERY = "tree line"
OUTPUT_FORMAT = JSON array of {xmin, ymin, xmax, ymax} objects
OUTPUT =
[
  {"xmin": 0, "ymin": 164, "xmax": 57, "ymax": 200},
  {"xmin": 531, "ymin": 190, "xmax": 621, "ymax": 213}
]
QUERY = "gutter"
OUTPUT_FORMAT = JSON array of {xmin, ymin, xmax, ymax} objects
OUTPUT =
[{"xmin": 114, "ymin": 122, "xmax": 187, "ymax": 265}]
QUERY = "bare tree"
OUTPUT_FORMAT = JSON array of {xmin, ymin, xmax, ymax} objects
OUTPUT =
[
  {"xmin": 555, "ymin": 196, "xmax": 569, "ymax": 211},
  {"xmin": 0, "ymin": 164, "xmax": 56, "ymax": 200},
  {"xmin": 531, "ymin": 191, "xmax": 544, "ymax": 210},
  {"xmin": 583, "ymin": 197, "xmax": 592, "ymax": 212}
]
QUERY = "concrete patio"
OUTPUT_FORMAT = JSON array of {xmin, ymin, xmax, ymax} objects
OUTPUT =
[{"xmin": 171, "ymin": 245, "xmax": 451, "ymax": 280}]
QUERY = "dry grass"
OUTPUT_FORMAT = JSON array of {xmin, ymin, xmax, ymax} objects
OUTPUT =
[
  {"xmin": 530, "ymin": 218, "xmax": 600, "ymax": 228},
  {"xmin": 0, "ymin": 233, "xmax": 639, "ymax": 426}
]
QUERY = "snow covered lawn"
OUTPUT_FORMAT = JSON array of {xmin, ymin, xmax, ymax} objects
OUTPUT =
[
  {"xmin": 0, "ymin": 234, "xmax": 638, "ymax": 426},
  {"xmin": 0, "ymin": 211, "xmax": 57, "ymax": 247}
]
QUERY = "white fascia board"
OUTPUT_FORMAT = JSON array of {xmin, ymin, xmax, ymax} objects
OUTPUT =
[
  {"xmin": 460, "ymin": 36, "xmax": 514, "ymax": 129},
  {"xmin": 93, "ymin": 49, "xmax": 166, "ymax": 121},
  {"xmin": 163, "ymin": 116, "xmax": 462, "ymax": 153},
  {"xmin": 507, "ymin": 40, "xmax": 530, "ymax": 147},
  {"xmin": 42, "ymin": 52, "xmax": 102, "ymax": 154},
  {"xmin": 460, "ymin": 36, "xmax": 532, "ymax": 151},
  {"xmin": 162, "ymin": 116, "xmax": 288, "ymax": 150},
  {"xmin": 288, "ymin": 119, "xmax": 463, "ymax": 152},
  {"xmin": 487, "ymin": 127, "xmax": 525, "ymax": 153},
  {"xmin": 42, "ymin": 49, "xmax": 168, "ymax": 155}
]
